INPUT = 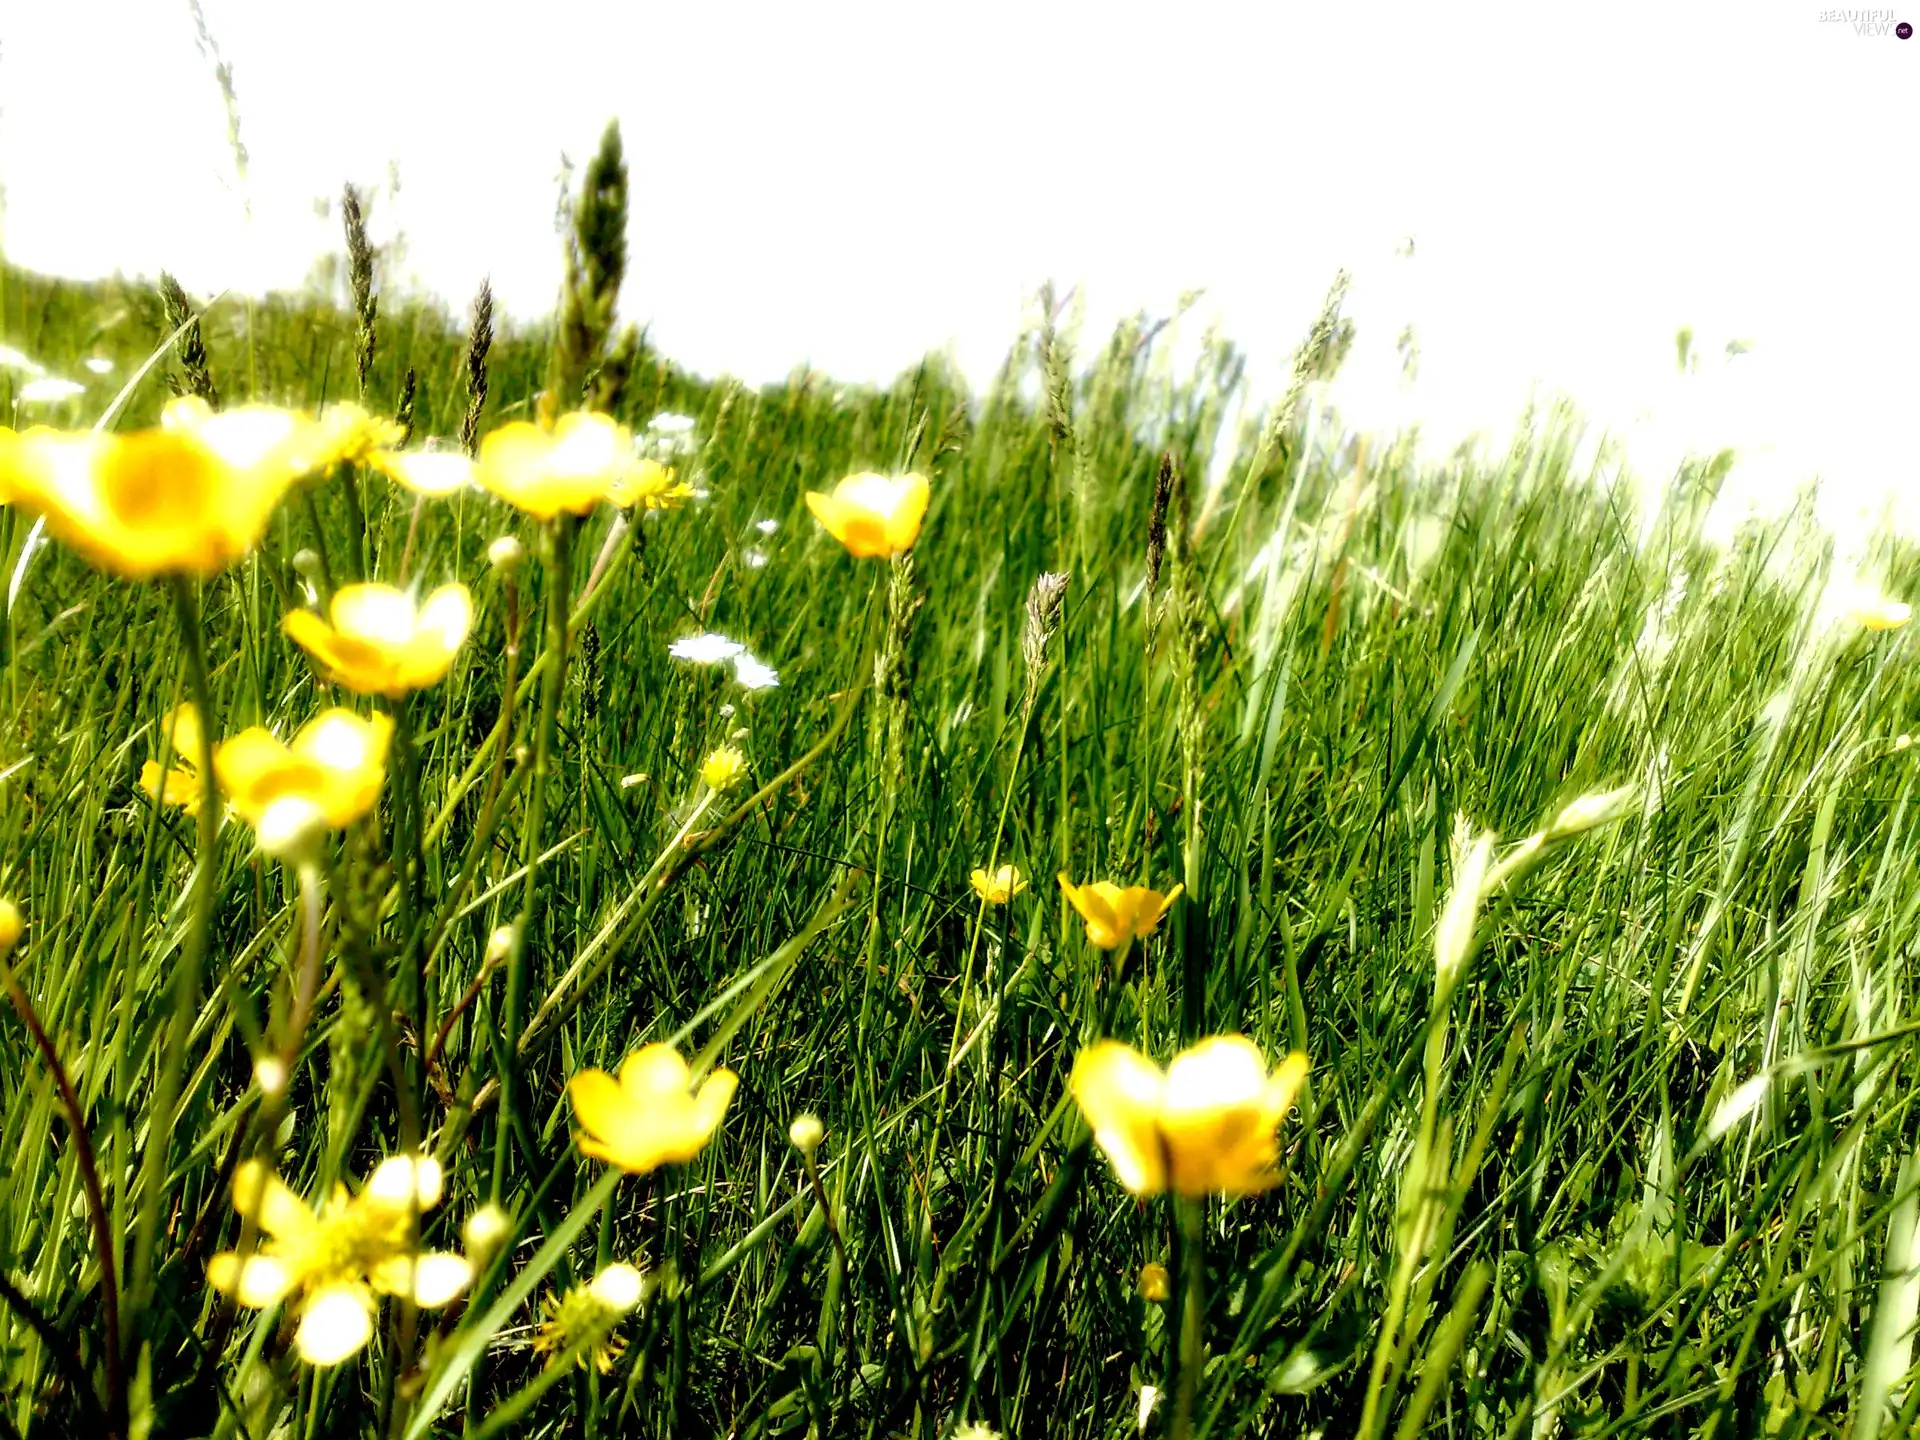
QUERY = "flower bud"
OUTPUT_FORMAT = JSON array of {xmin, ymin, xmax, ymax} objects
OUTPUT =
[
  {"xmin": 290, "ymin": 548, "xmax": 323, "ymax": 579},
  {"xmin": 488, "ymin": 535, "xmax": 526, "ymax": 574},
  {"xmin": 788, "ymin": 1113, "xmax": 825, "ymax": 1155},
  {"xmin": 254, "ymin": 1055, "xmax": 289, "ymax": 1097},
  {"xmin": 485, "ymin": 923, "xmax": 519, "ymax": 965},
  {"xmin": 1137, "ymin": 1261, "xmax": 1170, "ymax": 1303},
  {"xmin": 589, "ymin": 1262, "xmax": 646, "ymax": 1313},
  {"xmin": 462, "ymin": 1203, "xmax": 513, "ymax": 1263}
]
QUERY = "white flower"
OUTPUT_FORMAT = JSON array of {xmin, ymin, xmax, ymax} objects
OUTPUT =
[
  {"xmin": 646, "ymin": 412, "xmax": 697, "ymax": 436},
  {"xmin": 732, "ymin": 652, "xmax": 780, "ymax": 691},
  {"xmin": 669, "ymin": 633, "xmax": 744, "ymax": 665},
  {"xmin": 83, "ymin": 357, "xmax": 115, "ymax": 376},
  {"xmin": 17, "ymin": 377, "xmax": 86, "ymax": 404},
  {"xmin": 743, "ymin": 547, "xmax": 770, "ymax": 570},
  {"xmin": 0, "ymin": 344, "xmax": 46, "ymax": 376},
  {"xmin": 754, "ymin": 518, "xmax": 779, "ymax": 535}
]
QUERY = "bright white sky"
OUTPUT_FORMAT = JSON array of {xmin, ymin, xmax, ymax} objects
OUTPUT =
[{"xmin": 1, "ymin": 1, "xmax": 1914, "ymax": 514}]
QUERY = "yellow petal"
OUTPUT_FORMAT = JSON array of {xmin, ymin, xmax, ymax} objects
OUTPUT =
[
  {"xmin": 207, "ymin": 1251, "xmax": 296, "ymax": 1307},
  {"xmin": 231, "ymin": 1160, "xmax": 315, "ymax": 1237},
  {"xmin": 1069, "ymin": 1042, "xmax": 1168, "ymax": 1195},
  {"xmin": 294, "ymin": 1284, "xmax": 375, "ymax": 1365},
  {"xmin": 1059, "ymin": 875, "xmax": 1124, "ymax": 949},
  {"xmin": 369, "ymin": 1251, "xmax": 471, "ymax": 1307},
  {"xmin": 283, "ymin": 607, "xmax": 390, "ymax": 694},
  {"xmin": 371, "ymin": 449, "xmax": 475, "ymax": 497},
  {"xmin": 330, "ymin": 584, "xmax": 418, "ymax": 646},
  {"xmin": 396, "ymin": 584, "xmax": 473, "ymax": 690},
  {"xmin": 619, "ymin": 1044, "xmax": 692, "ymax": 1098},
  {"xmin": 162, "ymin": 702, "xmax": 204, "ymax": 764},
  {"xmin": 882, "ymin": 473, "xmax": 930, "ymax": 551},
  {"xmin": 569, "ymin": 1068, "xmax": 630, "ymax": 1149},
  {"xmin": 365, "ymin": 1153, "xmax": 444, "ymax": 1211},
  {"xmin": 1161, "ymin": 1036, "xmax": 1285, "ymax": 1196}
]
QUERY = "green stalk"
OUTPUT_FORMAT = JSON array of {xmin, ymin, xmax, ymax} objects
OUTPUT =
[{"xmin": 126, "ymin": 577, "xmax": 221, "ymax": 1358}]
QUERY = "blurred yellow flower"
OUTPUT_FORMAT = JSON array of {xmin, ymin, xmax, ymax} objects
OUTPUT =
[
  {"xmin": 139, "ymin": 703, "xmax": 207, "ymax": 814},
  {"xmin": 282, "ymin": 583, "xmax": 474, "ymax": 698},
  {"xmin": 569, "ymin": 1044, "xmax": 736, "ymax": 1175},
  {"xmin": 804, "ymin": 472, "xmax": 929, "ymax": 558},
  {"xmin": 214, "ymin": 709, "xmax": 391, "ymax": 854},
  {"xmin": 970, "ymin": 864, "xmax": 1027, "ymax": 905},
  {"xmin": 368, "ymin": 448, "xmax": 475, "ymax": 498},
  {"xmin": 1056, "ymin": 874, "xmax": 1184, "ymax": 949},
  {"xmin": 608, "ymin": 457, "xmax": 695, "ymax": 511},
  {"xmin": 207, "ymin": 1155, "xmax": 472, "ymax": 1365},
  {"xmin": 1137, "ymin": 1261, "xmax": 1171, "ymax": 1303},
  {"xmin": 1070, "ymin": 1037, "xmax": 1309, "ymax": 1197},
  {"xmin": 1853, "ymin": 592, "xmax": 1912, "ymax": 631},
  {"xmin": 1, "ymin": 400, "xmax": 312, "ymax": 578},
  {"xmin": 0, "ymin": 898, "xmax": 21, "ymax": 954},
  {"xmin": 474, "ymin": 411, "xmax": 633, "ymax": 519},
  {"xmin": 700, "ymin": 745, "xmax": 747, "ymax": 791},
  {"xmin": 308, "ymin": 402, "xmax": 405, "ymax": 471}
]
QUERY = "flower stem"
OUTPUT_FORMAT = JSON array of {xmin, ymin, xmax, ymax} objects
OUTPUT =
[
  {"xmin": 1172, "ymin": 1196, "xmax": 1206, "ymax": 1440},
  {"xmin": 127, "ymin": 577, "xmax": 221, "ymax": 1360},
  {"xmin": 494, "ymin": 515, "xmax": 574, "ymax": 1200}
]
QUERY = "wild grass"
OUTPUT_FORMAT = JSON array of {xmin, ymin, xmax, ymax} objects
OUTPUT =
[{"xmin": 3, "ymin": 125, "xmax": 1920, "ymax": 1440}]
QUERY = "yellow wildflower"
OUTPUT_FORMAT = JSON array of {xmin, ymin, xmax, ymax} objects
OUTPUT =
[
  {"xmin": 1056, "ymin": 874, "xmax": 1184, "ymax": 949},
  {"xmin": 569, "ymin": 1044, "xmax": 736, "ymax": 1175},
  {"xmin": 0, "ymin": 898, "xmax": 20, "ymax": 954},
  {"xmin": 368, "ymin": 448, "xmax": 475, "ymax": 498},
  {"xmin": 1853, "ymin": 591, "xmax": 1912, "ymax": 631},
  {"xmin": 1069, "ymin": 1036, "xmax": 1309, "ymax": 1197},
  {"xmin": 307, "ymin": 402, "xmax": 405, "ymax": 471},
  {"xmin": 1, "ymin": 399, "xmax": 312, "ymax": 579},
  {"xmin": 804, "ymin": 472, "xmax": 929, "ymax": 558},
  {"xmin": 700, "ymin": 745, "xmax": 747, "ymax": 791},
  {"xmin": 607, "ymin": 457, "xmax": 695, "ymax": 511},
  {"xmin": 139, "ymin": 703, "xmax": 208, "ymax": 814},
  {"xmin": 1138, "ymin": 1261, "xmax": 1171, "ymax": 1303},
  {"xmin": 473, "ymin": 411, "xmax": 633, "ymax": 519},
  {"xmin": 213, "ymin": 709, "xmax": 391, "ymax": 856},
  {"xmin": 282, "ymin": 583, "xmax": 474, "ymax": 698},
  {"xmin": 206, "ymin": 1155, "xmax": 473, "ymax": 1365},
  {"xmin": 970, "ymin": 864, "xmax": 1027, "ymax": 905},
  {"xmin": 530, "ymin": 1261, "xmax": 648, "ymax": 1373}
]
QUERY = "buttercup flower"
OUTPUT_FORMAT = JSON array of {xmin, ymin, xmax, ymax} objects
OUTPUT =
[
  {"xmin": 369, "ymin": 448, "xmax": 475, "ymax": 498},
  {"xmin": 804, "ymin": 472, "xmax": 929, "ymax": 558},
  {"xmin": 139, "ymin": 703, "xmax": 208, "ymax": 814},
  {"xmin": 282, "ymin": 583, "xmax": 474, "ymax": 698},
  {"xmin": 214, "ymin": 709, "xmax": 392, "ymax": 846},
  {"xmin": 531, "ymin": 1261, "xmax": 648, "ymax": 1373},
  {"xmin": 0, "ymin": 898, "xmax": 21, "ymax": 954},
  {"xmin": 206, "ymin": 1155, "xmax": 473, "ymax": 1365},
  {"xmin": 569, "ymin": 1044, "xmax": 737, "ymax": 1175},
  {"xmin": 1852, "ymin": 590, "xmax": 1912, "ymax": 631},
  {"xmin": 970, "ymin": 864, "xmax": 1027, "ymax": 905},
  {"xmin": 1057, "ymin": 874, "xmax": 1184, "ymax": 949},
  {"xmin": 607, "ymin": 457, "xmax": 694, "ymax": 511},
  {"xmin": 1069, "ymin": 1036, "xmax": 1310, "ymax": 1197},
  {"xmin": 308, "ymin": 402, "xmax": 405, "ymax": 471},
  {"xmin": 2, "ymin": 398, "xmax": 313, "ymax": 578},
  {"xmin": 473, "ymin": 411, "xmax": 633, "ymax": 518},
  {"xmin": 700, "ymin": 745, "xmax": 747, "ymax": 791}
]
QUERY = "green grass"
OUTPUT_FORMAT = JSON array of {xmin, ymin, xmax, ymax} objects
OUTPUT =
[{"xmin": 2, "ymin": 158, "xmax": 1920, "ymax": 1440}]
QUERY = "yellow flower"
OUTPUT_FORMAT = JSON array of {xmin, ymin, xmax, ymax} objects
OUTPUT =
[
  {"xmin": 1056, "ymin": 874, "xmax": 1184, "ymax": 949},
  {"xmin": 206, "ymin": 1155, "xmax": 473, "ymax": 1365},
  {"xmin": 368, "ymin": 448, "xmax": 476, "ymax": 498},
  {"xmin": 607, "ymin": 457, "xmax": 695, "ymax": 511},
  {"xmin": 1069, "ymin": 1037, "xmax": 1309, "ymax": 1197},
  {"xmin": 2, "ymin": 400, "xmax": 311, "ymax": 579},
  {"xmin": 473, "ymin": 411, "xmax": 633, "ymax": 519},
  {"xmin": 530, "ymin": 1262, "xmax": 648, "ymax": 1373},
  {"xmin": 970, "ymin": 864, "xmax": 1027, "ymax": 905},
  {"xmin": 214, "ymin": 709, "xmax": 391, "ymax": 853},
  {"xmin": 0, "ymin": 898, "xmax": 21, "ymax": 954},
  {"xmin": 804, "ymin": 472, "xmax": 929, "ymax": 558},
  {"xmin": 569, "ymin": 1044, "xmax": 737, "ymax": 1175},
  {"xmin": 700, "ymin": 745, "xmax": 747, "ymax": 791},
  {"xmin": 139, "ymin": 703, "xmax": 208, "ymax": 814},
  {"xmin": 282, "ymin": 583, "xmax": 474, "ymax": 698},
  {"xmin": 307, "ymin": 402, "xmax": 405, "ymax": 471},
  {"xmin": 1853, "ymin": 592, "xmax": 1912, "ymax": 631},
  {"xmin": 1138, "ymin": 1261, "xmax": 1171, "ymax": 1303}
]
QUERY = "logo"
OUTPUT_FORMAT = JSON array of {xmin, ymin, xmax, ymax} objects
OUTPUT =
[
  {"xmin": 1819, "ymin": 8, "xmax": 1906, "ymax": 33},
  {"xmin": 1899, "ymin": 19, "xmax": 1914, "ymax": 34}
]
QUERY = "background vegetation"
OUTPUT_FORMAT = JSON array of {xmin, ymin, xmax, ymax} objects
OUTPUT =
[{"xmin": 3, "ymin": 122, "xmax": 1919, "ymax": 1439}]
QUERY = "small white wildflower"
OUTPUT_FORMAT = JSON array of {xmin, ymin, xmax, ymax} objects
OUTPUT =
[
  {"xmin": 17, "ymin": 376, "xmax": 85, "ymax": 404},
  {"xmin": 0, "ymin": 344, "xmax": 45, "ymax": 376},
  {"xmin": 743, "ymin": 547, "xmax": 771, "ymax": 570},
  {"xmin": 754, "ymin": 518, "xmax": 779, "ymax": 535},
  {"xmin": 718, "ymin": 703, "xmax": 736, "ymax": 718},
  {"xmin": 669, "ymin": 632, "xmax": 745, "ymax": 665},
  {"xmin": 254, "ymin": 1056, "xmax": 289, "ymax": 1097},
  {"xmin": 690, "ymin": 487, "xmax": 712, "ymax": 503},
  {"xmin": 646, "ymin": 412, "xmax": 697, "ymax": 436},
  {"xmin": 83, "ymin": 356, "xmax": 115, "ymax": 376},
  {"xmin": 732, "ymin": 652, "xmax": 780, "ymax": 691}
]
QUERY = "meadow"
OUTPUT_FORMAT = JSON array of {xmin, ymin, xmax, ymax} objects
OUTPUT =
[{"xmin": 3, "ymin": 122, "xmax": 1920, "ymax": 1439}]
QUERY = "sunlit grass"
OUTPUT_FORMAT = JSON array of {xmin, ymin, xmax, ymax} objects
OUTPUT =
[{"xmin": 2, "ymin": 120, "xmax": 1919, "ymax": 1440}]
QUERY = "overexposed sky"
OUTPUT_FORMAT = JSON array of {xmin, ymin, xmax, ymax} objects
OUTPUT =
[{"xmin": 1, "ymin": 1, "xmax": 1914, "ymax": 501}]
